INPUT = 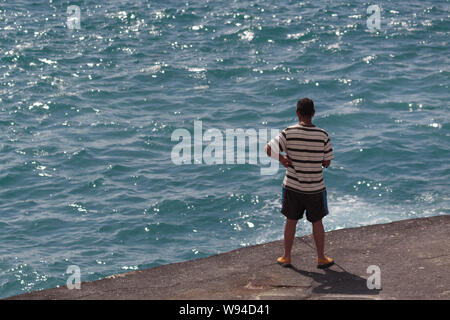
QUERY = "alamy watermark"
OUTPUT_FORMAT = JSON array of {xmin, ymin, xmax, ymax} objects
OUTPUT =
[
  {"xmin": 367, "ymin": 5, "xmax": 381, "ymax": 31},
  {"xmin": 67, "ymin": 5, "xmax": 81, "ymax": 30},
  {"xmin": 171, "ymin": 121, "xmax": 281, "ymax": 175},
  {"xmin": 366, "ymin": 265, "xmax": 382, "ymax": 290},
  {"xmin": 66, "ymin": 265, "xmax": 81, "ymax": 290}
]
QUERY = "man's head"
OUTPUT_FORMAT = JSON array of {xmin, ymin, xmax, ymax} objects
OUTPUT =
[{"xmin": 296, "ymin": 98, "xmax": 315, "ymax": 120}]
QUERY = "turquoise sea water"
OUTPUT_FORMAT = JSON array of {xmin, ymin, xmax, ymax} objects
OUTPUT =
[{"xmin": 0, "ymin": 0, "xmax": 449, "ymax": 298}]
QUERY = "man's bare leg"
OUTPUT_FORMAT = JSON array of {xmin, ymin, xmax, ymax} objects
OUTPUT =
[
  {"xmin": 282, "ymin": 218, "xmax": 298, "ymax": 260},
  {"xmin": 312, "ymin": 219, "xmax": 326, "ymax": 260}
]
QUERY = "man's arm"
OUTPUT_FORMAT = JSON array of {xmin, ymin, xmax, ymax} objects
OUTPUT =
[
  {"xmin": 323, "ymin": 134, "xmax": 333, "ymax": 168},
  {"xmin": 265, "ymin": 144, "xmax": 292, "ymax": 168},
  {"xmin": 264, "ymin": 144, "xmax": 271, "ymax": 157}
]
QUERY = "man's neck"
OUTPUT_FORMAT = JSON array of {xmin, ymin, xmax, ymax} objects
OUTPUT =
[{"xmin": 299, "ymin": 119, "xmax": 314, "ymax": 127}]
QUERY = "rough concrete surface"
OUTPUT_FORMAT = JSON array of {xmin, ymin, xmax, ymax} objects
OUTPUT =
[{"xmin": 6, "ymin": 215, "xmax": 450, "ymax": 300}]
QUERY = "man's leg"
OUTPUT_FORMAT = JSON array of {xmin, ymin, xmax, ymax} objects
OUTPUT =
[
  {"xmin": 312, "ymin": 219, "xmax": 326, "ymax": 260},
  {"xmin": 283, "ymin": 218, "xmax": 298, "ymax": 260}
]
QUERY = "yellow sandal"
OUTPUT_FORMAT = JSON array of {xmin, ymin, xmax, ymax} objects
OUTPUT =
[
  {"xmin": 317, "ymin": 256, "xmax": 334, "ymax": 269},
  {"xmin": 277, "ymin": 256, "xmax": 292, "ymax": 267}
]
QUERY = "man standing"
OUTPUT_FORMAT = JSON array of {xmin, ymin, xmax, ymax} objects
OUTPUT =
[{"xmin": 265, "ymin": 98, "xmax": 334, "ymax": 269}]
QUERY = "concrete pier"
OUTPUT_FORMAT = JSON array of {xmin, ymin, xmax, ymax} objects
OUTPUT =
[{"xmin": 6, "ymin": 215, "xmax": 450, "ymax": 300}]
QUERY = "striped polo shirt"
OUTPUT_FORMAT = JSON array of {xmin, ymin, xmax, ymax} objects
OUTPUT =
[{"xmin": 278, "ymin": 123, "xmax": 333, "ymax": 194}]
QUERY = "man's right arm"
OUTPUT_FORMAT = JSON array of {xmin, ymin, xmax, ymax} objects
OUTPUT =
[
  {"xmin": 265, "ymin": 144, "xmax": 292, "ymax": 168},
  {"xmin": 323, "ymin": 133, "xmax": 334, "ymax": 168},
  {"xmin": 264, "ymin": 144, "xmax": 271, "ymax": 157}
]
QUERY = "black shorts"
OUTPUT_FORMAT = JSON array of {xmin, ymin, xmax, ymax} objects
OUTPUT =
[{"xmin": 281, "ymin": 187, "xmax": 329, "ymax": 223}]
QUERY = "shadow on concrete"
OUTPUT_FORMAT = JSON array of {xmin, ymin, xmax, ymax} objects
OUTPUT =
[
  {"xmin": 288, "ymin": 263, "xmax": 382, "ymax": 297},
  {"xmin": 288, "ymin": 237, "xmax": 382, "ymax": 297}
]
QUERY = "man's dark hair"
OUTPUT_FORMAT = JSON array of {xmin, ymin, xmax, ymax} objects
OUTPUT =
[{"xmin": 296, "ymin": 98, "xmax": 315, "ymax": 117}]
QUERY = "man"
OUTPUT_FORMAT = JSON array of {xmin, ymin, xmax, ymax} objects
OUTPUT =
[{"xmin": 265, "ymin": 98, "xmax": 334, "ymax": 269}]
